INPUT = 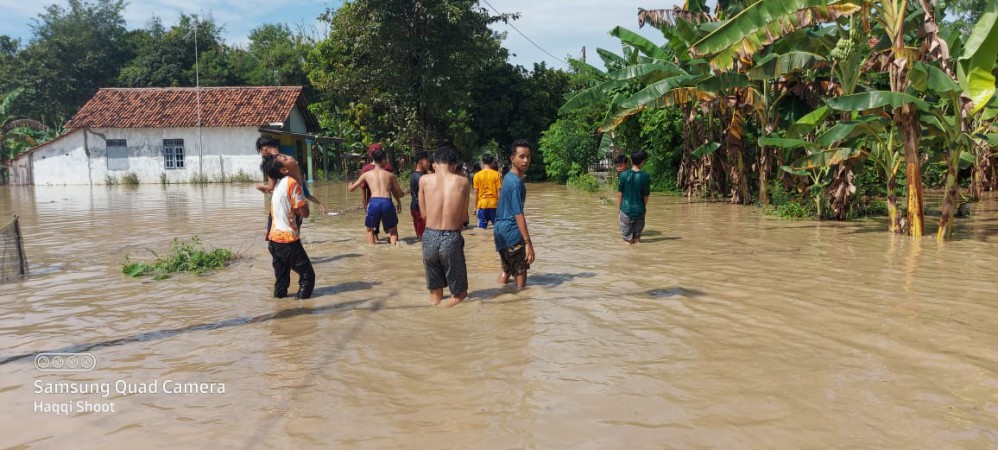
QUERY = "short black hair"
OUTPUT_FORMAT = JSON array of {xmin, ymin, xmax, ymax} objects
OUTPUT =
[
  {"xmin": 256, "ymin": 135, "xmax": 279, "ymax": 151},
  {"xmin": 433, "ymin": 147, "xmax": 458, "ymax": 166},
  {"xmin": 261, "ymin": 154, "xmax": 285, "ymax": 180},
  {"xmin": 630, "ymin": 151, "xmax": 648, "ymax": 165},
  {"xmin": 614, "ymin": 154, "xmax": 629, "ymax": 165},
  {"xmin": 372, "ymin": 148, "xmax": 386, "ymax": 163},
  {"xmin": 511, "ymin": 139, "xmax": 531, "ymax": 154},
  {"xmin": 414, "ymin": 151, "xmax": 430, "ymax": 163},
  {"xmin": 482, "ymin": 154, "xmax": 495, "ymax": 165}
]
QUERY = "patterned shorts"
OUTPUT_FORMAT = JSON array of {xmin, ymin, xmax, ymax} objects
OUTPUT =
[
  {"xmin": 499, "ymin": 242, "xmax": 530, "ymax": 276},
  {"xmin": 422, "ymin": 228, "xmax": 468, "ymax": 296}
]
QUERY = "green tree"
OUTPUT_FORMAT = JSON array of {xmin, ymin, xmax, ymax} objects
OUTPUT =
[
  {"xmin": 308, "ymin": 0, "xmax": 509, "ymax": 153},
  {"xmin": 118, "ymin": 14, "xmax": 241, "ymax": 87},
  {"xmin": 942, "ymin": 0, "xmax": 991, "ymax": 35},
  {"xmin": 8, "ymin": 0, "xmax": 133, "ymax": 123},
  {"xmin": 241, "ymin": 24, "xmax": 315, "ymax": 95}
]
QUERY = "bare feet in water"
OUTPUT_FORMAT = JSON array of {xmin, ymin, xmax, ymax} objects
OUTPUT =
[{"xmin": 444, "ymin": 293, "xmax": 467, "ymax": 308}]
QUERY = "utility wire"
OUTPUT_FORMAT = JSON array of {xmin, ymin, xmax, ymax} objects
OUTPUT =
[{"xmin": 481, "ymin": 0, "xmax": 569, "ymax": 65}]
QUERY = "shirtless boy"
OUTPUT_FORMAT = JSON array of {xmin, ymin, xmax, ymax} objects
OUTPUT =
[
  {"xmin": 417, "ymin": 147, "xmax": 472, "ymax": 307},
  {"xmin": 348, "ymin": 148, "xmax": 405, "ymax": 245}
]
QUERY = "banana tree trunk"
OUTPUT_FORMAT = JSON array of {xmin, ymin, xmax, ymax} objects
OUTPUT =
[
  {"xmin": 937, "ymin": 149, "xmax": 962, "ymax": 241},
  {"xmin": 968, "ymin": 142, "xmax": 993, "ymax": 200},
  {"xmin": 726, "ymin": 110, "xmax": 751, "ymax": 204},
  {"xmin": 900, "ymin": 105, "xmax": 924, "ymax": 237},
  {"xmin": 886, "ymin": 172, "xmax": 901, "ymax": 233},
  {"xmin": 758, "ymin": 146, "xmax": 771, "ymax": 205}
]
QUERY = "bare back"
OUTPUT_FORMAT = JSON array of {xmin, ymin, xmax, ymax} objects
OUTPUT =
[
  {"xmin": 363, "ymin": 166, "xmax": 402, "ymax": 199},
  {"xmin": 419, "ymin": 171, "xmax": 471, "ymax": 231}
]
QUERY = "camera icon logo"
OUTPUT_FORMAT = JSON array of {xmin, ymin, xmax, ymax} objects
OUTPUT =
[{"xmin": 35, "ymin": 353, "xmax": 96, "ymax": 372}]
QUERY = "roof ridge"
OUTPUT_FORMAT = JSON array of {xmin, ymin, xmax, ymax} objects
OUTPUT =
[{"xmin": 98, "ymin": 86, "xmax": 302, "ymax": 91}]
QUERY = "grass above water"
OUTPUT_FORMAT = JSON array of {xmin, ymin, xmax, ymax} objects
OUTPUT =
[{"xmin": 122, "ymin": 236, "xmax": 235, "ymax": 280}]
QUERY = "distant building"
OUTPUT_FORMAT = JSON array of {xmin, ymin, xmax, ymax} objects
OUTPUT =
[{"xmin": 7, "ymin": 86, "xmax": 326, "ymax": 185}]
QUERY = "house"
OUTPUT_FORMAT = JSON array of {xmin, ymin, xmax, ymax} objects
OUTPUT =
[{"xmin": 7, "ymin": 86, "xmax": 334, "ymax": 185}]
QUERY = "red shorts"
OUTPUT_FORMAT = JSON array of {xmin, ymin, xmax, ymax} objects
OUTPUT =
[{"xmin": 411, "ymin": 209, "xmax": 426, "ymax": 238}]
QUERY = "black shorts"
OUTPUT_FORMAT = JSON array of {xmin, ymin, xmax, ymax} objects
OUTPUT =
[{"xmin": 499, "ymin": 242, "xmax": 530, "ymax": 276}]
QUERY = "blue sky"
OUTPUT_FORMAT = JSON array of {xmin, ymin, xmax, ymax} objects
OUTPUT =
[{"xmin": 0, "ymin": 0, "xmax": 675, "ymax": 70}]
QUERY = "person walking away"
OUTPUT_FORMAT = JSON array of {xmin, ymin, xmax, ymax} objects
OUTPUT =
[
  {"xmin": 348, "ymin": 148, "xmax": 405, "ymax": 245},
  {"xmin": 418, "ymin": 147, "xmax": 471, "ymax": 307},
  {"xmin": 472, "ymin": 154, "xmax": 502, "ymax": 229},
  {"xmin": 618, "ymin": 151, "xmax": 651, "ymax": 245}
]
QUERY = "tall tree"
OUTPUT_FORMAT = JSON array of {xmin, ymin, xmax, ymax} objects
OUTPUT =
[
  {"xmin": 308, "ymin": 0, "xmax": 509, "ymax": 152},
  {"xmin": 118, "ymin": 14, "xmax": 240, "ymax": 87},
  {"xmin": 9, "ymin": 0, "xmax": 132, "ymax": 123}
]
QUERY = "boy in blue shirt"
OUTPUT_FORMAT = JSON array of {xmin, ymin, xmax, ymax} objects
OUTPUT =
[{"xmin": 493, "ymin": 139, "xmax": 536, "ymax": 289}]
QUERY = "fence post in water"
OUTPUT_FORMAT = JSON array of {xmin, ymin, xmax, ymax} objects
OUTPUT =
[{"xmin": 14, "ymin": 215, "xmax": 27, "ymax": 277}]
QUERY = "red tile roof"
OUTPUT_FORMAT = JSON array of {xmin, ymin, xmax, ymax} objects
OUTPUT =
[{"xmin": 65, "ymin": 86, "xmax": 318, "ymax": 130}]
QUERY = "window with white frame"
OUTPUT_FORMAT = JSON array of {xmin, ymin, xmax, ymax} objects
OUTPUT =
[
  {"xmin": 163, "ymin": 139, "xmax": 185, "ymax": 169},
  {"xmin": 106, "ymin": 139, "xmax": 128, "ymax": 171}
]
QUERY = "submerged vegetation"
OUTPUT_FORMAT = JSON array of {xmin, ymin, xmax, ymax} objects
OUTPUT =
[{"xmin": 122, "ymin": 237, "xmax": 235, "ymax": 280}]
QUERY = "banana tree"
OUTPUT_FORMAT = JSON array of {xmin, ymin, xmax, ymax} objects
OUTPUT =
[{"xmin": 1, "ymin": 89, "xmax": 49, "ymax": 182}]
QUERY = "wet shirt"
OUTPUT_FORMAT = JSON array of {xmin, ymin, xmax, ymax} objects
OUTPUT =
[
  {"xmin": 410, "ymin": 170, "xmax": 423, "ymax": 211},
  {"xmin": 493, "ymin": 172, "xmax": 526, "ymax": 251},
  {"xmin": 269, "ymin": 177, "xmax": 306, "ymax": 243},
  {"xmin": 618, "ymin": 169, "xmax": 651, "ymax": 220},
  {"xmin": 473, "ymin": 168, "xmax": 503, "ymax": 209}
]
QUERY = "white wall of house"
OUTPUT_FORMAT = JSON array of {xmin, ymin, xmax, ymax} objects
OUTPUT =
[
  {"xmin": 24, "ymin": 126, "xmax": 268, "ymax": 185},
  {"xmin": 289, "ymin": 108, "xmax": 307, "ymax": 134}
]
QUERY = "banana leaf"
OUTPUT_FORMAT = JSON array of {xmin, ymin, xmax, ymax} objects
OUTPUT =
[
  {"xmin": 758, "ymin": 136, "xmax": 809, "ymax": 148},
  {"xmin": 618, "ymin": 74, "xmax": 703, "ymax": 109},
  {"xmin": 691, "ymin": 0, "xmax": 860, "ymax": 69},
  {"xmin": 957, "ymin": 0, "xmax": 998, "ymax": 114},
  {"xmin": 826, "ymin": 91, "xmax": 930, "ymax": 112},
  {"xmin": 697, "ymin": 72, "xmax": 752, "ymax": 92},
  {"xmin": 785, "ymin": 105, "xmax": 829, "ymax": 138},
  {"xmin": 815, "ymin": 118, "xmax": 887, "ymax": 147},
  {"xmin": 560, "ymin": 80, "xmax": 629, "ymax": 113},
  {"xmin": 610, "ymin": 26, "xmax": 669, "ymax": 61},
  {"xmin": 791, "ymin": 147, "xmax": 863, "ymax": 170},
  {"xmin": 909, "ymin": 61, "xmax": 961, "ymax": 94},
  {"xmin": 747, "ymin": 51, "xmax": 827, "ymax": 80},
  {"xmin": 597, "ymin": 48, "xmax": 626, "ymax": 69},
  {"xmin": 780, "ymin": 165, "xmax": 810, "ymax": 176},
  {"xmin": 691, "ymin": 142, "xmax": 721, "ymax": 158},
  {"xmin": 607, "ymin": 62, "xmax": 686, "ymax": 81}
]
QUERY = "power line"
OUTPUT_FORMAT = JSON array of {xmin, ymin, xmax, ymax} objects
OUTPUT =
[{"xmin": 480, "ymin": 0, "xmax": 569, "ymax": 65}]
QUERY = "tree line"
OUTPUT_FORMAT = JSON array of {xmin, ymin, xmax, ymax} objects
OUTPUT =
[{"xmin": 1, "ymin": 0, "xmax": 572, "ymax": 175}]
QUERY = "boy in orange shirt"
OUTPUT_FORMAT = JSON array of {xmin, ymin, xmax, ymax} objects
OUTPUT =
[
  {"xmin": 261, "ymin": 154, "xmax": 315, "ymax": 300},
  {"xmin": 472, "ymin": 154, "xmax": 502, "ymax": 229}
]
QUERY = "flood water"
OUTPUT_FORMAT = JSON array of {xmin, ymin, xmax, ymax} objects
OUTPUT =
[{"xmin": 1, "ymin": 182, "xmax": 997, "ymax": 449}]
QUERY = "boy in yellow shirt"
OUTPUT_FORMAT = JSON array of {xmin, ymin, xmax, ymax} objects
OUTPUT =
[{"xmin": 472, "ymin": 154, "xmax": 502, "ymax": 229}]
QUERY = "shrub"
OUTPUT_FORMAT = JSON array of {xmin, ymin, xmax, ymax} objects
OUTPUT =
[
  {"xmin": 567, "ymin": 172, "xmax": 600, "ymax": 192},
  {"xmin": 122, "ymin": 236, "xmax": 235, "ymax": 280},
  {"xmin": 104, "ymin": 174, "xmax": 119, "ymax": 185},
  {"xmin": 121, "ymin": 172, "xmax": 140, "ymax": 185},
  {"xmin": 227, "ymin": 170, "xmax": 255, "ymax": 183}
]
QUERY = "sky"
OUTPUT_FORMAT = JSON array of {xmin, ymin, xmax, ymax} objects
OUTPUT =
[{"xmin": 0, "ymin": 0, "xmax": 678, "ymax": 70}]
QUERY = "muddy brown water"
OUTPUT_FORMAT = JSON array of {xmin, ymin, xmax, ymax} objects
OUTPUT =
[{"xmin": 0, "ymin": 183, "xmax": 996, "ymax": 449}]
